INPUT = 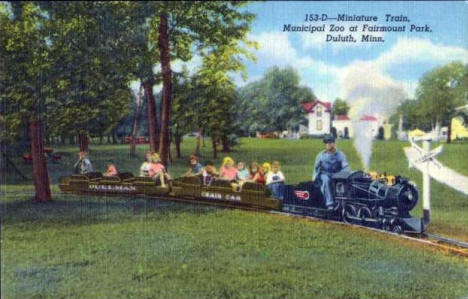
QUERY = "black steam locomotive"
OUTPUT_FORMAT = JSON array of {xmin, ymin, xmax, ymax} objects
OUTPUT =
[
  {"xmin": 59, "ymin": 170, "xmax": 423, "ymax": 233},
  {"xmin": 281, "ymin": 170, "xmax": 422, "ymax": 233}
]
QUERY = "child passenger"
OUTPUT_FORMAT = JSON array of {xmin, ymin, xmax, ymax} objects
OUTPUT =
[
  {"xmin": 265, "ymin": 161, "xmax": 285, "ymax": 199},
  {"xmin": 104, "ymin": 160, "xmax": 118, "ymax": 176},
  {"xmin": 139, "ymin": 152, "xmax": 152, "ymax": 177},
  {"xmin": 236, "ymin": 161, "xmax": 250, "ymax": 180},
  {"xmin": 249, "ymin": 162, "xmax": 265, "ymax": 184},
  {"xmin": 201, "ymin": 160, "xmax": 218, "ymax": 185},
  {"xmin": 74, "ymin": 151, "xmax": 94, "ymax": 174},
  {"xmin": 148, "ymin": 153, "xmax": 170, "ymax": 187},
  {"xmin": 262, "ymin": 162, "xmax": 271, "ymax": 177},
  {"xmin": 219, "ymin": 156, "xmax": 238, "ymax": 181},
  {"xmin": 184, "ymin": 154, "xmax": 203, "ymax": 177}
]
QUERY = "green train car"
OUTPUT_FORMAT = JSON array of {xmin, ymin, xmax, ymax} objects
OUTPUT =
[{"xmin": 58, "ymin": 172, "xmax": 282, "ymax": 210}]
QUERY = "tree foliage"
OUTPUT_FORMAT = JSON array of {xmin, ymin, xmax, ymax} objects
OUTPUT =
[
  {"xmin": 391, "ymin": 62, "xmax": 468, "ymax": 131},
  {"xmin": 333, "ymin": 98, "xmax": 350, "ymax": 116},
  {"xmin": 235, "ymin": 66, "xmax": 317, "ymax": 135}
]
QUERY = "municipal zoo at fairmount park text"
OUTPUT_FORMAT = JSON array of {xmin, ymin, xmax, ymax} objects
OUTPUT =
[{"xmin": 283, "ymin": 14, "xmax": 432, "ymax": 43}]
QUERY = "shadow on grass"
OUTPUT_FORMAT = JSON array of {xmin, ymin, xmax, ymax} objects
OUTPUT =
[{"xmin": 1, "ymin": 195, "xmax": 221, "ymax": 227}]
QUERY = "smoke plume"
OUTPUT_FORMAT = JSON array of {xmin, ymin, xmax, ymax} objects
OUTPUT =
[{"xmin": 340, "ymin": 63, "xmax": 407, "ymax": 171}]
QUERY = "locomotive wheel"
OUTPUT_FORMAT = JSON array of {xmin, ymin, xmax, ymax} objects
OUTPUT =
[
  {"xmin": 342, "ymin": 204, "xmax": 359, "ymax": 224},
  {"xmin": 391, "ymin": 225, "xmax": 403, "ymax": 234},
  {"xmin": 358, "ymin": 207, "xmax": 373, "ymax": 222}
]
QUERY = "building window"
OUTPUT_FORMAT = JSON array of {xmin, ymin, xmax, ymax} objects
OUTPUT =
[
  {"xmin": 317, "ymin": 120, "xmax": 322, "ymax": 131},
  {"xmin": 317, "ymin": 106, "xmax": 322, "ymax": 117}
]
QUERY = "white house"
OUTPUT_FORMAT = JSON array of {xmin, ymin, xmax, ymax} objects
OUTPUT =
[
  {"xmin": 359, "ymin": 115, "xmax": 380, "ymax": 137},
  {"xmin": 332, "ymin": 115, "xmax": 353, "ymax": 138},
  {"xmin": 302, "ymin": 101, "xmax": 332, "ymax": 135}
]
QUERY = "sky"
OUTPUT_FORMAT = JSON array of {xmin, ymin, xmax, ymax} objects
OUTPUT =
[
  {"xmin": 240, "ymin": 1, "xmax": 468, "ymax": 103},
  {"xmin": 142, "ymin": 1, "xmax": 468, "ymax": 113}
]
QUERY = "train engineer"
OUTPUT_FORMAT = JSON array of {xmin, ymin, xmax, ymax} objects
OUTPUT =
[{"xmin": 313, "ymin": 134, "xmax": 350, "ymax": 210}]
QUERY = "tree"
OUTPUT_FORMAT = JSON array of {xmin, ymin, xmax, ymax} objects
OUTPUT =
[
  {"xmin": 38, "ymin": 2, "xmax": 135, "ymax": 151},
  {"xmin": 170, "ymin": 68, "xmax": 195, "ymax": 158},
  {"xmin": 130, "ymin": 84, "xmax": 143, "ymax": 157},
  {"xmin": 150, "ymin": 2, "xmax": 256, "ymax": 166},
  {"xmin": 235, "ymin": 66, "xmax": 317, "ymax": 135},
  {"xmin": 416, "ymin": 61, "xmax": 468, "ymax": 142},
  {"xmin": 333, "ymin": 98, "xmax": 350, "ymax": 116},
  {"xmin": 1, "ymin": 2, "xmax": 52, "ymax": 201}
]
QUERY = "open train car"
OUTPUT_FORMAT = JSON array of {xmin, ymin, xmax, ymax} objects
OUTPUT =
[
  {"xmin": 58, "ymin": 172, "xmax": 281, "ymax": 210},
  {"xmin": 59, "ymin": 172, "xmax": 170, "ymax": 196}
]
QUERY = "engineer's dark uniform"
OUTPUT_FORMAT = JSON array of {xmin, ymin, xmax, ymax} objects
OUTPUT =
[{"xmin": 313, "ymin": 149, "xmax": 350, "ymax": 207}]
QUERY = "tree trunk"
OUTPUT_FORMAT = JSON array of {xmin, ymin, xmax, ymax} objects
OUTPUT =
[
  {"xmin": 29, "ymin": 121, "xmax": 52, "ymax": 202},
  {"xmin": 221, "ymin": 135, "xmax": 230, "ymax": 152},
  {"xmin": 112, "ymin": 130, "xmax": 118, "ymax": 144},
  {"xmin": 158, "ymin": 13, "xmax": 172, "ymax": 167},
  {"xmin": 195, "ymin": 127, "xmax": 202, "ymax": 156},
  {"xmin": 131, "ymin": 85, "xmax": 143, "ymax": 157},
  {"xmin": 144, "ymin": 80, "xmax": 158, "ymax": 153},
  {"xmin": 211, "ymin": 135, "xmax": 218, "ymax": 158},
  {"xmin": 79, "ymin": 133, "xmax": 89, "ymax": 152},
  {"xmin": 175, "ymin": 134, "xmax": 182, "ymax": 158},
  {"xmin": 168, "ymin": 141, "xmax": 173, "ymax": 164},
  {"xmin": 202, "ymin": 132, "xmax": 205, "ymax": 147}
]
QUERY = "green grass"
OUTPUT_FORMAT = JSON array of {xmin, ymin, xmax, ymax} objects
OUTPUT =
[
  {"xmin": 437, "ymin": 142, "xmax": 468, "ymax": 176},
  {"xmin": 2, "ymin": 196, "xmax": 468, "ymax": 299},
  {"xmin": 2, "ymin": 138, "xmax": 468, "ymax": 298}
]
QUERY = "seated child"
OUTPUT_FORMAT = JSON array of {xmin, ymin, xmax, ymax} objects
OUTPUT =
[
  {"xmin": 184, "ymin": 154, "xmax": 203, "ymax": 177},
  {"xmin": 236, "ymin": 161, "xmax": 250, "ymax": 180},
  {"xmin": 248, "ymin": 162, "xmax": 265, "ymax": 185},
  {"xmin": 139, "ymin": 152, "xmax": 152, "ymax": 177},
  {"xmin": 265, "ymin": 161, "xmax": 285, "ymax": 199},
  {"xmin": 104, "ymin": 160, "xmax": 118, "ymax": 176},
  {"xmin": 148, "ymin": 153, "xmax": 171, "ymax": 187},
  {"xmin": 262, "ymin": 162, "xmax": 271, "ymax": 177},
  {"xmin": 73, "ymin": 151, "xmax": 94, "ymax": 174},
  {"xmin": 201, "ymin": 160, "xmax": 218, "ymax": 186},
  {"xmin": 219, "ymin": 156, "xmax": 238, "ymax": 181}
]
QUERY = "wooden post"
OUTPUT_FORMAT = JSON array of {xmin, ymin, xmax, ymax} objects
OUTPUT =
[
  {"xmin": 29, "ymin": 120, "xmax": 52, "ymax": 202},
  {"xmin": 422, "ymin": 140, "xmax": 431, "ymax": 226}
]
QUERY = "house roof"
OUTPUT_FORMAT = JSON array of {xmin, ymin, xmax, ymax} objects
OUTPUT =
[
  {"xmin": 335, "ymin": 115, "xmax": 350, "ymax": 121},
  {"xmin": 302, "ymin": 101, "xmax": 332, "ymax": 113},
  {"xmin": 360, "ymin": 115, "xmax": 377, "ymax": 121}
]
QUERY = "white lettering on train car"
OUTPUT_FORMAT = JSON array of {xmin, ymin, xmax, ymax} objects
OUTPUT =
[{"xmin": 89, "ymin": 184, "xmax": 136, "ymax": 192}]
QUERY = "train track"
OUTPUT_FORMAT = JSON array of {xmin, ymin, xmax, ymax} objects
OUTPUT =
[
  {"xmin": 141, "ymin": 193, "xmax": 468, "ymax": 257},
  {"xmin": 3, "ymin": 191, "xmax": 468, "ymax": 257}
]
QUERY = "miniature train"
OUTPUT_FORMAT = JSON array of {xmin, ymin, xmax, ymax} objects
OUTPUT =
[{"xmin": 59, "ymin": 170, "xmax": 423, "ymax": 233}]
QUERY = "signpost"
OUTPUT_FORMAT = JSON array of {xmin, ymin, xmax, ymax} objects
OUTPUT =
[{"xmin": 407, "ymin": 138, "xmax": 443, "ymax": 226}]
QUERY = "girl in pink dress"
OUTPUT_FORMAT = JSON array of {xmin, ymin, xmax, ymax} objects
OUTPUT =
[{"xmin": 219, "ymin": 156, "xmax": 238, "ymax": 181}]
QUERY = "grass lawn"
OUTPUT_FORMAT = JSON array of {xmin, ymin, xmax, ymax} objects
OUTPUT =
[
  {"xmin": 437, "ymin": 142, "xmax": 468, "ymax": 176},
  {"xmin": 2, "ymin": 138, "xmax": 468, "ymax": 298}
]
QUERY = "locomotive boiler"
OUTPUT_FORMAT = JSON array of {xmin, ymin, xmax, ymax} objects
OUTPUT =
[{"xmin": 281, "ymin": 170, "xmax": 422, "ymax": 233}]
